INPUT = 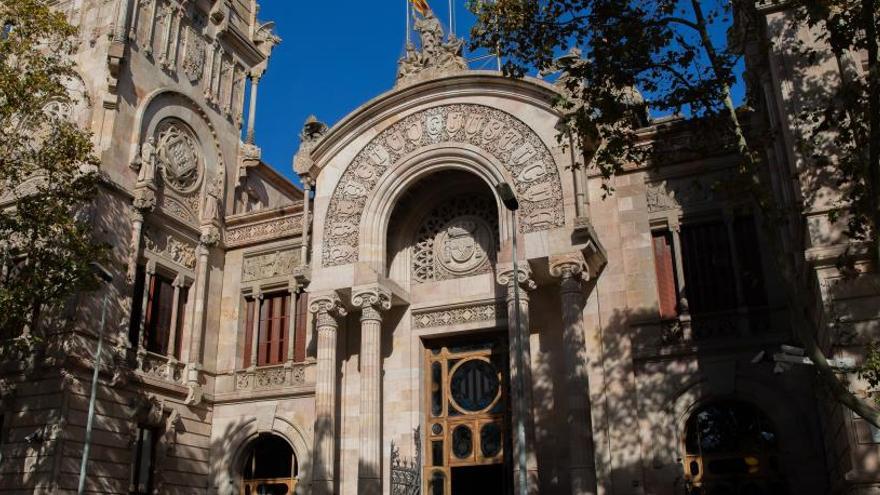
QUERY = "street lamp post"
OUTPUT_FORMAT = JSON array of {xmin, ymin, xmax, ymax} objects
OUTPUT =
[
  {"xmin": 495, "ymin": 182, "xmax": 528, "ymax": 495},
  {"xmin": 78, "ymin": 262, "xmax": 113, "ymax": 495}
]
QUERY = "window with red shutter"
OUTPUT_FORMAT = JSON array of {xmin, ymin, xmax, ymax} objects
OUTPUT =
[
  {"xmin": 245, "ymin": 293, "xmax": 291, "ymax": 367},
  {"xmin": 141, "ymin": 273, "xmax": 187, "ymax": 357},
  {"xmin": 652, "ymin": 231, "xmax": 679, "ymax": 319}
]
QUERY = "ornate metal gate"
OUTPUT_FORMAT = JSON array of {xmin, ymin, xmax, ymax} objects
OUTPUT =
[{"xmin": 391, "ymin": 426, "xmax": 421, "ymax": 495}]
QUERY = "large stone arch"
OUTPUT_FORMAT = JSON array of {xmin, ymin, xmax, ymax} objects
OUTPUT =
[
  {"xmin": 322, "ymin": 103, "xmax": 566, "ymax": 269},
  {"xmin": 212, "ymin": 416, "xmax": 313, "ymax": 495},
  {"xmin": 131, "ymin": 89, "xmax": 227, "ymax": 228}
]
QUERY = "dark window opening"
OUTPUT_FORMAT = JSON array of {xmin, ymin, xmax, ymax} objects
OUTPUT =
[
  {"xmin": 680, "ymin": 221, "xmax": 737, "ymax": 314},
  {"xmin": 130, "ymin": 426, "xmax": 157, "ymax": 495}
]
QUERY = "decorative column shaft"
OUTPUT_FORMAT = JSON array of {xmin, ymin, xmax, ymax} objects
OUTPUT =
[
  {"xmin": 300, "ymin": 178, "xmax": 312, "ymax": 266},
  {"xmin": 127, "ymin": 210, "xmax": 145, "ymax": 283},
  {"xmin": 245, "ymin": 72, "xmax": 261, "ymax": 144},
  {"xmin": 550, "ymin": 257, "xmax": 598, "ymax": 495},
  {"xmin": 186, "ymin": 231, "xmax": 215, "ymax": 388},
  {"xmin": 249, "ymin": 289, "xmax": 263, "ymax": 367},
  {"xmin": 113, "ymin": 0, "xmax": 133, "ymax": 43},
  {"xmin": 285, "ymin": 282, "xmax": 299, "ymax": 364},
  {"xmin": 167, "ymin": 274, "xmax": 185, "ymax": 360},
  {"xmin": 310, "ymin": 292, "xmax": 346, "ymax": 495},
  {"xmin": 497, "ymin": 265, "xmax": 539, "ymax": 494},
  {"xmin": 352, "ymin": 287, "xmax": 391, "ymax": 495}
]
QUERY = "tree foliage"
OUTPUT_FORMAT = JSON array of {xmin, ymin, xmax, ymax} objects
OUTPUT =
[
  {"xmin": 468, "ymin": 0, "xmax": 880, "ymax": 426},
  {"xmin": 0, "ymin": 0, "xmax": 106, "ymax": 335}
]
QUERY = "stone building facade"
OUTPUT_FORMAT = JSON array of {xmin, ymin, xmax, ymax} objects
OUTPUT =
[{"xmin": 0, "ymin": 1, "xmax": 878, "ymax": 494}]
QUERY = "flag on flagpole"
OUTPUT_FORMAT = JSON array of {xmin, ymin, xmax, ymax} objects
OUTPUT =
[{"xmin": 411, "ymin": 0, "xmax": 431, "ymax": 16}]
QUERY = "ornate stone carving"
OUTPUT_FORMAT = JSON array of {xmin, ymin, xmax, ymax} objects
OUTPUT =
[
  {"xmin": 412, "ymin": 194, "xmax": 497, "ymax": 283},
  {"xmin": 496, "ymin": 265, "xmax": 537, "ymax": 294},
  {"xmin": 233, "ymin": 362, "xmax": 310, "ymax": 391},
  {"xmin": 156, "ymin": 119, "xmax": 202, "ymax": 193},
  {"xmin": 225, "ymin": 213, "xmax": 304, "ymax": 247},
  {"xmin": 201, "ymin": 171, "xmax": 223, "ymax": 224},
  {"xmin": 646, "ymin": 177, "xmax": 722, "ymax": 213},
  {"xmin": 324, "ymin": 104, "xmax": 565, "ymax": 267},
  {"xmin": 412, "ymin": 301, "xmax": 506, "ymax": 329},
  {"xmin": 292, "ymin": 115, "xmax": 329, "ymax": 176},
  {"xmin": 397, "ymin": 11, "xmax": 467, "ymax": 84},
  {"xmin": 242, "ymin": 250, "xmax": 299, "ymax": 282},
  {"xmin": 182, "ymin": 26, "xmax": 205, "ymax": 82},
  {"xmin": 352, "ymin": 286, "xmax": 392, "ymax": 321},
  {"xmin": 143, "ymin": 228, "xmax": 197, "ymax": 269},
  {"xmin": 309, "ymin": 291, "xmax": 347, "ymax": 328}
]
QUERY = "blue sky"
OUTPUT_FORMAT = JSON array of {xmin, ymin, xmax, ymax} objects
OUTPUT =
[
  {"xmin": 252, "ymin": 2, "xmax": 744, "ymax": 188},
  {"xmin": 252, "ymin": 1, "xmax": 477, "ymax": 187}
]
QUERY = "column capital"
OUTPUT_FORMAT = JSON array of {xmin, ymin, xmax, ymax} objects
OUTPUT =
[
  {"xmin": 351, "ymin": 286, "xmax": 391, "ymax": 322},
  {"xmin": 309, "ymin": 291, "xmax": 347, "ymax": 318},
  {"xmin": 549, "ymin": 253, "xmax": 589, "ymax": 282},
  {"xmin": 496, "ymin": 263, "xmax": 536, "ymax": 291}
]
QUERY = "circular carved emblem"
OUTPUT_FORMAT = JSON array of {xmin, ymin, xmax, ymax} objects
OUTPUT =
[
  {"xmin": 155, "ymin": 120, "xmax": 202, "ymax": 193},
  {"xmin": 434, "ymin": 215, "xmax": 492, "ymax": 277}
]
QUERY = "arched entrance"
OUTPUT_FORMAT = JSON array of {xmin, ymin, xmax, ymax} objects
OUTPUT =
[
  {"xmin": 240, "ymin": 434, "xmax": 298, "ymax": 495},
  {"xmin": 683, "ymin": 400, "xmax": 787, "ymax": 494}
]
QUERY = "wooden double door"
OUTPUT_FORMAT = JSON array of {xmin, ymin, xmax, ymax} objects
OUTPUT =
[{"xmin": 424, "ymin": 335, "xmax": 510, "ymax": 495}]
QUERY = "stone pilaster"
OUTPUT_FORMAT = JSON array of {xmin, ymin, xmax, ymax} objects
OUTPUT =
[
  {"xmin": 351, "ymin": 286, "xmax": 391, "ymax": 495},
  {"xmin": 550, "ymin": 254, "xmax": 598, "ymax": 495},
  {"xmin": 309, "ymin": 292, "xmax": 347, "ymax": 495},
  {"xmin": 497, "ymin": 264, "xmax": 540, "ymax": 494},
  {"xmin": 184, "ymin": 229, "xmax": 218, "ymax": 405}
]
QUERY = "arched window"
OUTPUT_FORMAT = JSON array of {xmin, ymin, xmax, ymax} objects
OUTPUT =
[
  {"xmin": 241, "ymin": 435, "xmax": 297, "ymax": 495},
  {"xmin": 683, "ymin": 400, "xmax": 787, "ymax": 494}
]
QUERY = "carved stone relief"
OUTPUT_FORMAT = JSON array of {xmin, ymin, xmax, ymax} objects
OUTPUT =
[
  {"xmin": 242, "ymin": 249, "xmax": 299, "ymax": 282},
  {"xmin": 143, "ymin": 227, "xmax": 197, "ymax": 269},
  {"xmin": 646, "ymin": 176, "xmax": 723, "ymax": 213},
  {"xmin": 412, "ymin": 194, "xmax": 497, "ymax": 283},
  {"xmin": 156, "ymin": 119, "xmax": 203, "ymax": 194},
  {"xmin": 412, "ymin": 301, "xmax": 506, "ymax": 329},
  {"xmin": 225, "ymin": 214, "xmax": 304, "ymax": 248},
  {"xmin": 324, "ymin": 104, "xmax": 565, "ymax": 267},
  {"xmin": 182, "ymin": 26, "xmax": 205, "ymax": 82}
]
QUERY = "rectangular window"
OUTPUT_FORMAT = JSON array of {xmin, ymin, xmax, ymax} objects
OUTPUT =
[
  {"xmin": 680, "ymin": 221, "xmax": 737, "ymax": 314},
  {"xmin": 131, "ymin": 270, "xmax": 187, "ymax": 358},
  {"xmin": 652, "ymin": 230, "xmax": 679, "ymax": 319},
  {"xmin": 130, "ymin": 426, "xmax": 156, "ymax": 495},
  {"xmin": 258, "ymin": 293, "xmax": 290, "ymax": 366},
  {"xmin": 734, "ymin": 217, "xmax": 767, "ymax": 308}
]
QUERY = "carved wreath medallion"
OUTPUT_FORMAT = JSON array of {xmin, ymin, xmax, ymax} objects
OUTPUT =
[
  {"xmin": 156, "ymin": 120, "xmax": 202, "ymax": 193},
  {"xmin": 323, "ymin": 103, "xmax": 565, "ymax": 267}
]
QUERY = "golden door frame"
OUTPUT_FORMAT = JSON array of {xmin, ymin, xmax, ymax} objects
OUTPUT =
[{"xmin": 423, "ymin": 336, "xmax": 509, "ymax": 494}]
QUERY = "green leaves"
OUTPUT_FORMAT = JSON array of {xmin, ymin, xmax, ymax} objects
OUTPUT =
[{"xmin": 0, "ymin": 0, "xmax": 106, "ymax": 335}]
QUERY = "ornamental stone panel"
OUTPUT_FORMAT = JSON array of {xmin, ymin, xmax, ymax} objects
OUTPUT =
[{"xmin": 323, "ymin": 103, "xmax": 565, "ymax": 267}]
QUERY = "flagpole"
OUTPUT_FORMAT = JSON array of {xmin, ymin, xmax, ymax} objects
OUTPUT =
[
  {"xmin": 406, "ymin": 0, "xmax": 411, "ymax": 45},
  {"xmin": 449, "ymin": 0, "xmax": 454, "ymax": 36}
]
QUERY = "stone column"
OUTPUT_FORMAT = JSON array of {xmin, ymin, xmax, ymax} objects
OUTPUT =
[
  {"xmin": 351, "ymin": 287, "xmax": 391, "ymax": 495},
  {"xmin": 167, "ymin": 274, "xmax": 185, "ymax": 360},
  {"xmin": 497, "ymin": 264, "xmax": 539, "ymax": 494},
  {"xmin": 309, "ymin": 292, "xmax": 347, "ymax": 495},
  {"xmin": 112, "ymin": 0, "xmax": 133, "ymax": 43},
  {"xmin": 249, "ymin": 289, "xmax": 263, "ymax": 367},
  {"xmin": 135, "ymin": 260, "xmax": 157, "ymax": 368},
  {"xmin": 550, "ymin": 255, "xmax": 598, "ymax": 495},
  {"xmin": 299, "ymin": 177, "xmax": 312, "ymax": 266},
  {"xmin": 245, "ymin": 71, "xmax": 261, "ymax": 143},
  {"xmin": 286, "ymin": 282, "xmax": 299, "ymax": 364},
  {"xmin": 127, "ymin": 209, "xmax": 145, "ymax": 283},
  {"xmin": 185, "ymin": 230, "xmax": 218, "ymax": 399}
]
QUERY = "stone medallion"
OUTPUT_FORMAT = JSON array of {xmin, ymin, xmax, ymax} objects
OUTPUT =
[
  {"xmin": 156, "ymin": 120, "xmax": 202, "ymax": 193},
  {"xmin": 435, "ymin": 216, "xmax": 492, "ymax": 278}
]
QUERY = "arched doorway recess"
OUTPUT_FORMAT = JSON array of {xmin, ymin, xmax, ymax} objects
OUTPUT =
[{"xmin": 240, "ymin": 434, "xmax": 298, "ymax": 495}]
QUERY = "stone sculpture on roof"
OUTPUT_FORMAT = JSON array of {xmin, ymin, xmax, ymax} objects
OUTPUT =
[{"xmin": 396, "ymin": 11, "xmax": 467, "ymax": 85}]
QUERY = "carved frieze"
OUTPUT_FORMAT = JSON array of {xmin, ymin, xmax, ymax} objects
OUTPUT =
[
  {"xmin": 646, "ymin": 177, "xmax": 721, "ymax": 213},
  {"xmin": 242, "ymin": 250, "xmax": 299, "ymax": 282},
  {"xmin": 225, "ymin": 214, "xmax": 303, "ymax": 247},
  {"xmin": 234, "ymin": 362, "xmax": 309, "ymax": 391},
  {"xmin": 412, "ymin": 301, "xmax": 506, "ymax": 329},
  {"xmin": 324, "ymin": 104, "xmax": 565, "ymax": 267},
  {"xmin": 143, "ymin": 227, "xmax": 197, "ymax": 269}
]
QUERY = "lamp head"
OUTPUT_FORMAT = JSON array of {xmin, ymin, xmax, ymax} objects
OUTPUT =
[{"xmin": 495, "ymin": 182, "xmax": 519, "ymax": 211}]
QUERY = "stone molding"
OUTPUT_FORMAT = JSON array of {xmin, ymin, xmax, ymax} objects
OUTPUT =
[
  {"xmin": 323, "ymin": 103, "xmax": 565, "ymax": 267},
  {"xmin": 411, "ymin": 300, "xmax": 506, "ymax": 329},
  {"xmin": 225, "ymin": 212, "xmax": 303, "ymax": 248},
  {"xmin": 234, "ymin": 362, "xmax": 310, "ymax": 391},
  {"xmin": 242, "ymin": 249, "xmax": 299, "ymax": 282}
]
